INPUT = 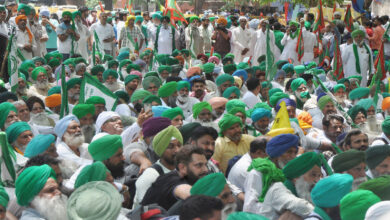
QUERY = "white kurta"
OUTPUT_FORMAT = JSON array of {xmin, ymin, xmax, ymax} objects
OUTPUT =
[
  {"xmin": 227, "ymin": 153, "xmax": 252, "ymax": 192},
  {"xmin": 176, "ymin": 97, "xmax": 200, "ymax": 119},
  {"xmin": 341, "ymin": 43, "xmax": 374, "ymax": 86},
  {"xmin": 280, "ymin": 32, "xmax": 298, "ymax": 65},
  {"xmin": 90, "ymin": 21, "xmax": 115, "ymax": 51},
  {"xmin": 56, "ymin": 141, "xmax": 93, "ymax": 167},
  {"xmin": 185, "ymin": 26, "xmax": 204, "ymax": 56},
  {"xmin": 301, "ymin": 31, "xmax": 316, "ymax": 63},
  {"xmin": 242, "ymin": 91, "xmax": 261, "ymax": 109},
  {"xmin": 253, "ymin": 29, "xmax": 276, "ymax": 66},
  {"xmin": 199, "ymin": 25, "xmax": 213, "ymax": 53},
  {"xmin": 75, "ymin": 22, "xmax": 91, "ymax": 60},
  {"xmin": 231, "ymin": 26, "xmax": 252, "ymax": 63},
  {"xmin": 15, "ymin": 28, "xmax": 36, "ymax": 60},
  {"xmin": 156, "ymin": 26, "xmax": 179, "ymax": 55}
]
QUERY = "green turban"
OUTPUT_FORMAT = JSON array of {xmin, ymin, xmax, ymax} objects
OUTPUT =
[
  {"xmin": 155, "ymin": 54, "xmax": 169, "ymax": 65},
  {"xmin": 67, "ymin": 78, "xmax": 82, "ymax": 90},
  {"xmin": 227, "ymin": 212, "xmax": 269, "ymax": 220},
  {"xmin": 0, "ymin": 102, "xmax": 17, "ymax": 129},
  {"xmin": 223, "ymin": 86, "xmax": 240, "ymax": 99},
  {"xmin": 333, "ymin": 84, "xmax": 346, "ymax": 93},
  {"xmin": 332, "ymin": 150, "xmax": 365, "ymax": 173},
  {"xmin": 358, "ymin": 175, "xmax": 390, "ymax": 200},
  {"xmin": 338, "ymin": 78, "xmax": 350, "ymax": 84},
  {"xmin": 351, "ymin": 29, "xmax": 365, "ymax": 38},
  {"xmin": 162, "ymin": 107, "xmax": 184, "ymax": 120},
  {"xmin": 289, "ymin": 20, "xmax": 299, "ymax": 27},
  {"xmin": 107, "ymin": 60, "xmax": 119, "ymax": 69},
  {"xmin": 142, "ymin": 76, "xmax": 161, "ymax": 90},
  {"xmin": 115, "ymin": 91, "xmax": 130, "ymax": 103},
  {"xmin": 17, "ymin": 3, "xmax": 31, "ymax": 15},
  {"xmin": 276, "ymin": 60, "xmax": 289, "ymax": 69},
  {"xmin": 349, "ymin": 87, "xmax": 370, "ymax": 101},
  {"xmin": 31, "ymin": 67, "xmax": 47, "ymax": 81},
  {"xmin": 152, "ymin": 125, "xmax": 183, "ymax": 157},
  {"xmin": 218, "ymin": 114, "xmax": 242, "ymax": 136},
  {"xmin": 142, "ymin": 95, "xmax": 162, "ymax": 105},
  {"xmin": 226, "ymin": 99, "xmax": 246, "ymax": 113},
  {"xmin": 48, "ymin": 58, "xmax": 60, "ymax": 68},
  {"xmin": 365, "ymin": 145, "xmax": 390, "ymax": 170},
  {"xmin": 203, "ymin": 62, "xmax": 215, "ymax": 74},
  {"xmin": 19, "ymin": 60, "xmax": 35, "ymax": 76},
  {"xmin": 124, "ymin": 74, "xmax": 140, "ymax": 85},
  {"xmin": 340, "ymin": 190, "xmax": 381, "ymax": 220},
  {"xmin": 126, "ymin": 64, "xmax": 141, "ymax": 73},
  {"xmin": 73, "ymin": 104, "xmax": 95, "ymax": 119},
  {"xmin": 177, "ymin": 81, "xmax": 190, "ymax": 91},
  {"xmin": 6, "ymin": 121, "xmax": 31, "ymax": 144},
  {"xmin": 382, "ymin": 117, "xmax": 390, "ymax": 134},
  {"xmin": 223, "ymin": 64, "xmax": 236, "ymax": 74},
  {"xmin": 144, "ymin": 71, "xmax": 160, "ymax": 79},
  {"xmin": 88, "ymin": 135, "xmax": 123, "ymax": 161},
  {"xmin": 67, "ymin": 181, "xmax": 122, "ymax": 220},
  {"xmin": 190, "ymin": 16, "xmax": 199, "ymax": 23},
  {"xmin": 102, "ymin": 69, "xmax": 118, "ymax": 81},
  {"xmin": 311, "ymin": 174, "xmax": 353, "ymax": 208},
  {"xmin": 158, "ymin": 81, "xmax": 177, "ymax": 98},
  {"xmin": 190, "ymin": 173, "xmax": 226, "ymax": 197},
  {"xmin": 283, "ymin": 152, "xmax": 321, "ymax": 180},
  {"xmin": 318, "ymin": 95, "xmax": 333, "ymax": 111},
  {"xmin": 268, "ymin": 88, "xmax": 283, "ymax": 98},
  {"xmin": 0, "ymin": 184, "xmax": 9, "ymax": 208},
  {"xmin": 15, "ymin": 164, "xmax": 56, "ymax": 206},
  {"xmin": 347, "ymin": 105, "xmax": 367, "ymax": 121},
  {"xmin": 103, "ymin": 54, "xmax": 113, "ymax": 62},
  {"xmin": 193, "ymin": 102, "xmax": 212, "ymax": 119},
  {"xmin": 166, "ymin": 57, "xmax": 179, "ymax": 66},
  {"xmin": 135, "ymin": 15, "xmax": 144, "ymax": 23},
  {"xmin": 158, "ymin": 65, "xmax": 172, "ymax": 74},
  {"xmin": 91, "ymin": 65, "xmax": 105, "ymax": 76},
  {"xmin": 63, "ymin": 58, "xmax": 75, "ymax": 67},
  {"xmin": 119, "ymin": 59, "xmax": 132, "ymax": 70},
  {"xmin": 48, "ymin": 86, "xmax": 61, "ymax": 96},
  {"xmin": 86, "ymin": 96, "xmax": 106, "ymax": 105},
  {"xmin": 237, "ymin": 62, "xmax": 249, "ymax": 70},
  {"xmin": 261, "ymin": 81, "xmax": 272, "ymax": 89},
  {"xmin": 72, "ymin": 11, "xmax": 81, "ymax": 19},
  {"xmin": 179, "ymin": 122, "xmax": 201, "ymax": 144},
  {"xmin": 216, "ymin": 74, "xmax": 234, "ymax": 87},
  {"xmin": 62, "ymin": 11, "xmax": 72, "ymax": 18},
  {"xmin": 357, "ymin": 98, "xmax": 376, "ymax": 111},
  {"xmin": 130, "ymin": 90, "xmax": 152, "ymax": 103},
  {"xmin": 294, "ymin": 65, "xmax": 306, "ymax": 74},
  {"xmin": 290, "ymin": 78, "xmax": 307, "ymax": 92},
  {"xmin": 171, "ymin": 49, "xmax": 180, "ymax": 57},
  {"xmin": 74, "ymin": 162, "xmax": 108, "ymax": 188},
  {"xmin": 181, "ymin": 49, "xmax": 189, "ymax": 56},
  {"xmin": 269, "ymin": 92, "xmax": 289, "ymax": 107},
  {"xmin": 306, "ymin": 61, "xmax": 317, "ymax": 69},
  {"xmin": 32, "ymin": 56, "xmax": 46, "ymax": 65}
]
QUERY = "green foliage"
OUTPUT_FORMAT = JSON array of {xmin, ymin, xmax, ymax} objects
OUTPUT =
[{"xmin": 86, "ymin": 0, "xmax": 99, "ymax": 9}]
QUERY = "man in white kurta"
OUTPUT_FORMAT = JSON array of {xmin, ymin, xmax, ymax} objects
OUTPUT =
[
  {"xmin": 15, "ymin": 15, "xmax": 36, "ymax": 60},
  {"xmin": 185, "ymin": 17, "xmax": 204, "ymax": 56},
  {"xmin": 280, "ymin": 20, "xmax": 300, "ymax": 65},
  {"xmin": 341, "ymin": 29, "xmax": 374, "ymax": 87},
  {"xmin": 253, "ymin": 20, "xmax": 276, "ymax": 65},
  {"xmin": 155, "ymin": 16, "xmax": 179, "ymax": 55},
  {"xmin": 301, "ymin": 27, "xmax": 316, "ymax": 63},
  {"xmin": 74, "ymin": 12, "xmax": 91, "ymax": 60},
  {"xmin": 231, "ymin": 16, "xmax": 252, "ymax": 63},
  {"xmin": 90, "ymin": 12, "xmax": 115, "ymax": 56},
  {"xmin": 199, "ymin": 17, "xmax": 213, "ymax": 54}
]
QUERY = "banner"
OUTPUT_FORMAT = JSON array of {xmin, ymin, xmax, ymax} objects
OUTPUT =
[
  {"xmin": 7, "ymin": 34, "xmax": 19, "ymax": 93},
  {"xmin": 79, "ymin": 73, "xmax": 118, "ymax": 111}
]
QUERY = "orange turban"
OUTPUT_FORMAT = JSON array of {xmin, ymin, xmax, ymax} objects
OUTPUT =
[
  {"xmin": 382, "ymin": 97, "xmax": 390, "ymax": 111},
  {"xmin": 175, "ymin": 56, "xmax": 184, "ymax": 64},
  {"xmin": 45, "ymin": 94, "xmax": 61, "ymax": 107},
  {"xmin": 298, "ymin": 111, "xmax": 313, "ymax": 125},
  {"xmin": 15, "ymin": 15, "xmax": 32, "ymax": 44},
  {"xmin": 187, "ymin": 66, "xmax": 202, "ymax": 78},
  {"xmin": 209, "ymin": 97, "xmax": 228, "ymax": 110},
  {"xmin": 216, "ymin": 17, "xmax": 227, "ymax": 26}
]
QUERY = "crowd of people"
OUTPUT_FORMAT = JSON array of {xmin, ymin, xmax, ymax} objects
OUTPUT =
[{"xmin": 0, "ymin": 1, "xmax": 389, "ymax": 220}]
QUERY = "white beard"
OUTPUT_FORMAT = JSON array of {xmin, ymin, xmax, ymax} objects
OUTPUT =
[
  {"xmin": 81, "ymin": 124, "xmax": 96, "ymax": 143},
  {"xmin": 35, "ymin": 79, "xmax": 49, "ymax": 90},
  {"xmin": 30, "ymin": 112, "xmax": 53, "ymax": 126},
  {"xmin": 295, "ymin": 176, "xmax": 314, "ymax": 203},
  {"xmin": 104, "ymin": 82, "xmax": 121, "ymax": 92},
  {"xmin": 352, "ymin": 177, "xmax": 367, "ymax": 191},
  {"xmin": 13, "ymin": 141, "xmax": 27, "ymax": 153},
  {"xmin": 277, "ymin": 160, "xmax": 287, "ymax": 169},
  {"xmin": 63, "ymin": 132, "xmax": 85, "ymax": 148},
  {"xmin": 177, "ymin": 94, "xmax": 189, "ymax": 103},
  {"xmin": 31, "ymin": 194, "xmax": 68, "ymax": 220},
  {"xmin": 16, "ymin": 86, "xmax": 28, "ymax": 95},
  {"xmin": 335, "ymin": 95, "xmax": 346, "ymax": 104},
  {"xmin": 221, "ymin": 202, "xmax": 237, "ymax": 220}
]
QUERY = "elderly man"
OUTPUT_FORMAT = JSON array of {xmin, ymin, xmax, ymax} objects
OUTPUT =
[
  {"xmin": 366, "ymin": 145, "xmax": 390, "ymax": 178},
  {"xmin": 28, "ymin": 67, "xmax": 53, "ymax": 100},
  {"xmin": 15, "ymin": 15, "xmax": 36, "ymax": 60},
  {"xmin": 102, "ymin": 70, "xmax": 123, "ymax": 92},
  {"xmin": 309, "ymin": 95, "xmax": 337, "ymax": 129},
  {"xmin": 158, "ymin": 81, "xmax": 177, "ymax": 107},
  {"xmin": 72, "ymin": 104, "xmax": 95, "ymax": 143},
  {"xmin": 45, "ymin": 94, "xmax": 62, "ymax": 121},
  {"xmin": 57, "ymin": 11, "xmax": 80, "ymax": 59},
  {"xmin": 191, "ymin": 102, "xmax": 218, "ymax": 130},
  {"xmin": 90, "ymin": 12, "xmax": 115, "ymax": 56},
  {"xmin": 289, "ymin": 78, "xmax": 313, "ymax": 110},
  {"xmin": 13, "ymin": 100, "xmax": 31, "ymax": 123},
  {"xmin": 185, "ymin": 16, "xmax": 204, "ymax": 56},
  {"xmin": 67, "ymin": 78, "xmax": 81, "ymax": 106},
  {"xmin": 244, "ymin": 134, "xmax": 299, "ymax": 213},
  {"xmin": 307, "ymin": 174, "xmax": 353, "ymax": 220},
  {"xmin": 332, "ymin": 150, "xmax": 367, "ymax": 190},
  {"xmin": 134, "ymin": 125, "xmax": 183, "ymax": 207},
  {"xmin": 54, "ymin": 115, "xmax": 92, "ymax": 168},
  {"xmin": 15, "ymin": 165, "xmax": 67, "ymax": 220},
  {"xmin": 205, "ymin": 74, "xmax": 234, "ymax": 102},
  {"xmin": 162, "ymin": 107, "xmax": 185, "ymax": 128},
  {"xmin": 333, "ymin": 84, "xmax": 350, "ymax": 109},
  {"xmin": 342, "ymin": 29, "xmax": 374, "ymax": 87},
  {"xmin": 142, "ymin": 76, "xmax": 160, "ymax": 95},
  {"xmin": 248, "ymin": 108, "xmax": 272, "ymax": 137},
  {"xmin": 176, "ymin": 81, "xmax": 199, "ymax": 118},
  {"xmin": 213, "ymin": 114, "xmax": 255, "ymax": 173},
  {"xmin": 209, "ymin": 97, "xmax": 228, "ymax": 121},
  {"xmin": 0, "ymin": 102, "xmax": 20, "ymax": 131},
  {"xmin": 253, "ymin": 19, "xmax": 276, "ymax": 65},
  {"xmin": 119, "ymin": 15, "xmax": 144, "ymax": 53},
  {"xmin": 231, "ymin": 16, "xmax": 251, "ymax": 63},
  {"xmin": 93, "ymin": 111, "xmax": 123, "ymax": 141},
  {"xmin": 154, "ymin": 16, "xmax": 179, "ymax": 55}
]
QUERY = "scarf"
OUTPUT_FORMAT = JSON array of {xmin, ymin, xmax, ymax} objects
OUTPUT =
[
  {"xmin": 154, "ymin": 25, "xmax": 176, "ymax": 54},
  {"xmin": 126, "ymin": 26, "xmax": 139, "ymax": 53},
  {"xmin": 290, "ymin": 29, "xmax": 299, "ymax": 39},
  {"xmin": 314, "ymin": 206, "xmax": 332, "ymax": 220},
  {"xmin": 284, "ymin": 179, "xmax": 298, "ymax": 196},
  {"xmin": 352, "ymin": 43, "xmax": 372, "ymax": 75},
  {"xmin": 247, "ymin": 157, "xmax": 285, "ymax": 202}
]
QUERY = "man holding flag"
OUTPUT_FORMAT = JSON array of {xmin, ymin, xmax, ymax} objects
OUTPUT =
[
  {"xmin": 57, "ymin": 11, "xmax": 80, "ymax": 60},
  {"xmin": 90, "ymin": 12, "xmax": 116, "ymax": 56}
]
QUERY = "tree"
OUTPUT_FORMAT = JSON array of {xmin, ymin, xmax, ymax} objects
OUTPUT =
[{"xmin": 86, "ymin": 0, "xmax": 99, "ymax": 9}]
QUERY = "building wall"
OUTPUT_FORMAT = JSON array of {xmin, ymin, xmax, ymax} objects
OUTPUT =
[{"xmin": 372, "ymin": 0, "xmax": 390, "ymax": 17}]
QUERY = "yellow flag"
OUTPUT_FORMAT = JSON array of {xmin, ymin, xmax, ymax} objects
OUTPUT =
[{"xmin": 267, "ymin": 101, "xmax": 295, "ymax": 137}]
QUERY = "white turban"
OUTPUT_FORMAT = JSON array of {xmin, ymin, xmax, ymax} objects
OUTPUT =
[
  {"xmin": 239, "ymin": 16, "xmax": 247, "ymax": 21},
  {"xmin": 365, "ymin": 201, "xmax": 390, "ymax": 220},
  {"xmin": 95, "ymin": 111, "xmax": 120, "ymax": 134},
  {"xmin": 334, "ymin": 11, "xmax": 341, "ymax": 17},
  {"xmin": 249, "ymin": 19, "xmax": 260, "ymax": 30}
]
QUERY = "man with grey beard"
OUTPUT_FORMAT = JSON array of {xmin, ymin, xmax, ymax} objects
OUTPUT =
[
  {"xmin": 54, "ymin": 115, "xmax": 92, "ymax": 169},
  {"xmin": 102, "ymin": 70, "xmax": 123, "ymax": 93},
  {"xmin": 15, "ymin": 165, "xmax": 68, "ymax": 220},
  {"xmin": 331, "ymin": 150, "xmax": 367, "ymax": 190},
  {"xmin": 176, "ymin": 81, "xmax": 199, "ymax": 118},
  {"xmin": 72, "ymin": 104, "xmax": 96, "ymax": 143},
  {"xmin": 66, "ymin": 78, "xmax": 82, "ymax": 106},
  {"xmin": 366, "ymin": 145, "xmax": 390, "ymax": 178},
  {"xmin": 191, "ymin": 102, "xmax": 219, "ymax": 132},
  {"xmin": 15, "ymin": 75, "xmax": 29, "ymax": 100},
  {"xmin": 28, "ymin": 67, "xmax": 54, "ymax": 101}
]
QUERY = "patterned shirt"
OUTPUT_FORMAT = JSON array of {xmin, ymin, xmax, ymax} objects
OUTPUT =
[{"xmin": 119, "ymin": 25, "xmax": 144, "ymax": 52}]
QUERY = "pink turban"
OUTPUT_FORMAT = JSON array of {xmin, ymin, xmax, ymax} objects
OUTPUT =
[{"xmin": 209, "ymin": 97, "xmax": 228, "ymax": 109}]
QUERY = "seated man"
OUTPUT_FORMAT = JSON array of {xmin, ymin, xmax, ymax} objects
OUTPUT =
[
  {"xmin": 28, "ymin": 67, "xmax": 54, "ymax": 100},
  {"xmin": 341, "ymin": 129, "xmax": 369, "ymax": 151},
  {"xmin": 248, "ymin": 108, "xmax": 272, "ymax": 137},
  {"xmin": 24, "ymin": 134, "xmax": 58, "ymax": 159},
  {"xmin": 103, "ymin": 69, "xmax": 123, "ymax": 92},
  {"xmin": 93, "ymin": 111, "xmax": 123, "ymax": 141},
  {"xmin": 0, "ymin": 102, "xmax": 20, "ymax": 131},
  {"xmin": 15, "ymin": 165, "xmax": 67, "ymax": 220},
  {"xmin": 191, "ymin": 102, "xmax": 219, "ymax": 131},
  {"xmin": 72, "ymin": 104, "xmax": 96, "ymax": 143},
  {"xmin": 176, "ymin": 81, "xmax": 200, "ymax": 118}
]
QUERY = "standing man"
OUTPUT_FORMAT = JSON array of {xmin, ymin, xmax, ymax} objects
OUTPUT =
[
  {"xmin": 119, "ymin": 15, "xmax": 144, "ymax": 54},
  {"xmin": 199, "ymin": 16, "xmax": 213, "ymax": 54},
  {"xmin": 15, "ymin": 15, "xmax": 36, "ymax": 60},
  {"xmin": 231, "ymin": 16, "xmax": 251, "ymax": 63},
  {"xmin": 40, "ymin": 9, "xmax": 58, "ymax": 53},
  {"xmin": 280, "ymin": 21, "xmax": 300, "ymax": 65},
  {"xmin": 73, "ymin": 11, "xmax": 91, "ymax": 60},
  {"xmin": 154, "ymin": 16, "xmax": 179, "ymax": 55},
  {"xmin": 211, "ymin": 17, "xmax": 231, "ymax": 59},
  {"xmin": 90, "ymin": 12, "xmax": 116, "ymax": 56},
  {"xmin": 57, "ymin": 11, "xmax": 80, "ymax": 60},
  {"xmin": 185, "ymin": 16, "xmax": 204, "ymax": 56},
  {"xmin": 253, "ymin": 19, "xmax": 276, "ymax": 65}
]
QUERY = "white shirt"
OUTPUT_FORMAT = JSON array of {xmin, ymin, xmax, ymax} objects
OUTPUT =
[
  {"xmin": 231, "ymin": 26, "xmax": 252, "ymax": 63},
  {"xmin": 156, "ymin": 25, "xmax": 179, "ymax": 54},
  {"xmin": 280, "ymin": 32, "xmax": 299, "ymax": 65},
  {"xmin": 56, "ymin": 23, "xmax": 78, "ymax": 54},
  {"xmin": 227, "ymin": 153, "xmax": 252, "ymax": 192},
  {"xmin": 176, "ymin": 96, "xmax": 200, "ymax": 119},
  {"xmin": 242, "ymin": 91, "xmax": 261, "ymax": 109},
  {"xmin": 56, "ymin": 141, "xmax": 93, "ymax": 167},
  {"xmin": 253, "ymin": 29, "xmax": 275, "ymax": 65},
  {"xmin": 371, "ymin": 133, "xmax": 390, "ymax": 146},
  {"xmin": 0, "ymin": 21, "xmax": 9, "ymax": 38},
  {"xmin": 15, "ymin": 28, "xmax": 36, "ymax": 60},
  {"xmin": 301, "ymin": 31, "xmax": 316, "ymax": 63},
  {"xmin": 121, "ymin": 122, "xmax": 142, "ymax": 144},
  {"xmin": 90, "ymin": 21, "xmax": 115, "ymax": 51},
  {"xmin": 243, "ymin": 169, "xmax": 264, "ymax": 213}
]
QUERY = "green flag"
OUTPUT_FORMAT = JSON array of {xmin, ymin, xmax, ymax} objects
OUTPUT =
[
  {"xmin": 265, "ymin": 25, "xmax": 277, "ymax": 81},
  {"xmin": 7, "ymin": 34, "xmax": 19, "ymax": 93},
  {"xmin": 60, "ymin": 64, "xmax": 69, "ymax": 119}
]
